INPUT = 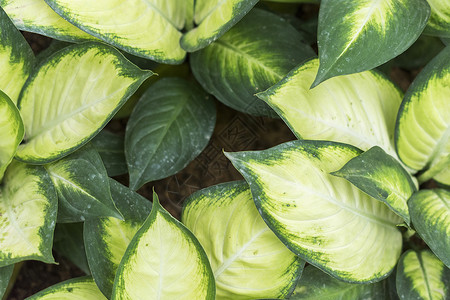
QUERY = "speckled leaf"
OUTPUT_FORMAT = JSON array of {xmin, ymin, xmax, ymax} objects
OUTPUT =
[
  {"xmin": 332, "ymin": 146, "xmax": 416, "ymax": 225},
  {"xmin": 226, "ymin": 140, "xmax": 403, "ymax": 283},
  {"xmin": 0, "ymin": 264, "xmax": 14, "ymax": 299},
  {"xmin": 125, "ymin": 78, "xmax": 216, "ymax": 191},
  {"xmin": 408, "ymin": 189, "xmax": 450, "ymax": 268},
  {"xmin": 396, "ymin": 250, "xmax": 450, "ymax": 300},
  {"xmin": 26, "ymin": 276, "xmax": 107, "ymax": 300},
  {"xmin": 190, "ymin": 8, "xmax": 315, "ymax": 117},
  {"xmin": 45, "ymin": 0, "xmax": 186, "ymax": 63},
  {"xmin": 16, "ymin": 42, "xmax": 152, "ymax": 164},
  {"xmin": 181, "ymin": 0, "xmax": 259, "ymax": 52},
  {"xmin": 312, "ymin": 0, "xmax": 430, "ymax": 86},
  {"xmin": 0, "ymin": 161, "xmax": 57, "ymax": 267},
  {"xmin": 112, "ymin": 192, "xmax": 215, "ymax": 299},
  {"xmin": 84, "ymin": 178, "xmax": 152, "ymax": 298},
  {"xmin": 395, "ymin": 47, "xmax": 450, "ymax": 186},
  {"xmin": 45, "ymin": 145, "xmax": 122, "ymax": 223},
  {"xmin": 424, "ymin": 0, "xmax": 450, "ymax": 38},
  {"xmin": 0, "ymin": 90, "xmax": 24, "ymax": 182},
  {"xmin": 90, "ymin": 130, "xmax": 127, "ymax": 177},
  {"xmin": 257, "ymin": 58, "xmax": 402, "ymax": 158},
  {"xmin": 0, "ymin": 6, "xmax": 34, "ymax": 104},
  {"xmin": 182, "ymin": 181, "xmax": 304, "ymax": 299}
]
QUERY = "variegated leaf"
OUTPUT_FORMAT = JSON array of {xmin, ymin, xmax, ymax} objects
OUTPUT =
[{"xmin": 424, "ymin": 0, "xmax": 450, "ymax": 38}]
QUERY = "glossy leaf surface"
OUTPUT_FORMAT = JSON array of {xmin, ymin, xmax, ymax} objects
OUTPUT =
[
  {"xmin": 91, "ymin": 130, "xmax": 127, "ymax": 177},
  {"xmin": 424, "ymin": 0, "xmax": 450, "ymax": 38}
]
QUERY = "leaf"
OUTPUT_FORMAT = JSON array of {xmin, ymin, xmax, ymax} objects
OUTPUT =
[
  {"xmin": 424, "ymin": 0, "xmax": 450, "ymax": 38},
  {"xmin": 90, "ymin": 130, "xmax": 127, "ymax": 177},
  {"xmin": 45, "ymin": 144, "xmax": 123, "ymax": 223},
  {"xmin": 112, "ymin": 191, "xmax": 215, "ymax": 299},
  {"xmin": 332, "ymin": 146, "xmax": 416, "ymax": 225},
  {"xmin": 396, "ymin": 250, "xmax": 450, "ymax": 300},
  {"xmin": 395, "ymin": 47, "xmax": 450, "ymax": 185},
  {"xmin": 190, "ymin": 8, "xmax": 315, "ymax": 117},
  {"xmin": 225, "ymin": 140, "xmax": 403, "ymax": 283},
  {"xmin": 0, "ymin": 90, "xmax": 24, "ymax": 182},
  {"xmin": 16, "ymin": 42, "xmax": 152, "ymax": 164},
  {"xmin": 125, "ymin": 78, "xmax": 216, "ymax": 190},
  {"xmin": 0, "ymin": 161, "xmax": 57, "ymax": 267},
  {"xmin": 408, "ymin": 189, "xmax": 450, "ymax": 268},
  {"xmin": 26, "ymin": 276, "xmax": 107, "ymax": 300},
  {"xmin": 0, "ymin": 6, "xmax": 34, "ymax": 104},
  {"xmin": 84, "ymin": 178, "xmax": 152, "ymax": 298},
  {"xmin": 182, "ymin": 181, "xmax": 304, "ymax": 299},
  {"xmin": 257, "ymin": 58, "xmax": 402, "ymax": 158},
  {"xmin": 0, "ymin": 264, "xmax": 14, "ymax": 299},
  {"xmin": 312, "ymin": 0, "xmax": 430, "ymax": 86},
  {"xmin": 45, "ymin": 0, "xmax": 186, "ymax": 63},
  {"xmin": 181, "ymin": 0, "xmax": 259, "ymax": 52}
]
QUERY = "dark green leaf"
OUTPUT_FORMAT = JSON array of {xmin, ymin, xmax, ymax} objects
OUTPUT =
[
  {"xmin": 90, "ymin": 131, "xmax": 127, "ymax": 177},
  {"xmin": 0, "ymin": 264, "xmax": 14, "ymax": 299}
]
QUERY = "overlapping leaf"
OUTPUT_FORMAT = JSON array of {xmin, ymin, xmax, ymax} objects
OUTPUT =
[
  {"xmin": 0, "ymin": 264, "xmax": 14, "ymax": 299},
  {"xmin": 182, "ymin": 181, "xmax": 303, "ymax": 299},
  {"xmin": 91, "ymin": 130, "xmax": 127, "ymax": 177},
  {"xmin": 226, "ymin": 140, "xmax": 403, "ymax": 283},
  {"xmin": 424, "ymin": 0, "xmax": 450, "ymax": 38}
]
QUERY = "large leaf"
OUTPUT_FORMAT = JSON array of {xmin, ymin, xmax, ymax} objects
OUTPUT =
[
  {"xmin": 26, "ymin": 276, "xmax": 107, "ymax": 300},
  {"xmin": 16, "ymin": 42, "xmax": 152, "ymax": 164},
  {"xmin": 182, "ymin": 181, "xmax": 303, "ymax": 299},
  {"xmin": 225, "ymin": 140, "xmax": 403, "ymax": 283},
  {"xmin": 125, "ymin": 78, "xmax": 216, "ymax": 190},
  {"xmin": 181, "ymin": 0, "xmax": 259, "ymax": 52},
  {"xmin": 0, "ymin": 90, "xmax": 24, "ymax": 182},
  {"xmin": 90, "ymin": 130, "xmax": 127, "ymax": 177},
  {"xmin": 45, "ymin": 0, "xmax": 186, "ymax": 63},
  {"xmin": 0, "ymin": 264, "xmax": 14, "ymax": 299},
  {"xmin": 257, "ymin": 58, "xmax": 402, "ymax": 158},
  {"xmin": 0, "ymin": 161, "xmax": 57, "ymax": 267},
  {"xmin": 190, "ymin": 8, "xmax": 315, "ymax": 117},
  {"xmin": 396, "ymin": 250, "xmax": 450, "ymax": 300},
  {"xmin": 312, "ymin": 0, "xmax": 430, "ymax": 86},
  {"xmin": 45, "ymin": 145, "xmax": 122, "ymax": 223},
  {"xmin": 0, "ymin": 6, "xmax": 34, "ymax": 104},
  {"xmin": 395, "ymin": 47, "xmax": 450, "ymax": 185},
  {"xmin": 424, "ymin": 0, "xmax": 450, "ymax": 38},
  {"xmin": 112, "ymin": 192, "xmax": 215, "ymax": 299},
  {"xmin": 332, "ymin": 146, "xmax": 416, "ymax": 225},
  {"xmin": 84, "ymin": 178, "xmax": 152, "ymax": 298},
  {"xmin": 408, "ymin": 189, "xmax": 450, "ymax": 268}
]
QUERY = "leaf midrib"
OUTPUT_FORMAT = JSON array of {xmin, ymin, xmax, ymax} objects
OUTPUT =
[{"xmin": 142, "ymin": 0, "xmax": 180, "ymax": 29}]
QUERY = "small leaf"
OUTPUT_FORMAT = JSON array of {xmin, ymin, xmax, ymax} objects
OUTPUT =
[
  {"xmin": 84, "ymin": 178, "xmax": 152, "ymax": 298},
  {"xmin": 0, "ymin": 161, "xmax": 57, "ymax": 267},
  {"xmin": 408, "ymin": 189, "xmax": 450, "ymax": 268},
  {"xmin": 182, "ymin": 181, "xmax": 304, "ymax": 299},
  {"xmin": 181, "ymin": 0, "xmax": 259, "ymax": 52},
  {"xmin": 16, "ymin": 42, "xmax": 152, "ymax": 164},
  {"xmin": 312, "ymin": 0, "xmax": 430, "ymax": 86},
  {"xmin": 424, "ymin": 0, "xmax": 450, "ymax": 38},
  {"xmin": 90, "ymin": 130, "xmax": 127, "ymax": 177},
  {"xmin": 225, "ymin": 140, "xmax": 403, "ymax": 283},
  {"xmin": 125, "ymin": 78, "xmax": 216, "ymax": 190},
  {"xmin": 45, "ymin": 145, "xmax": 123, "ymax": 223},
  {"xmin": 0, "ymin": 264, "xmax": 14, "ymax": 299},
  {"xmin": 396, "ymin": 250, "xmax": 450, "ymax": 300},
  {"xmin": 332, "ymin": 146, "xmax": 416, "ymax": 224},
  {"xmin": 26, "ymin": 276, "xmax": 107, "ymax": 300},
  {"xmin": 112, "ymin": 191, "xmax": 215, "ymax": 299},
  {"xmin": 190, "ymin": 8, "xmax": 315, "ymax": 117}
]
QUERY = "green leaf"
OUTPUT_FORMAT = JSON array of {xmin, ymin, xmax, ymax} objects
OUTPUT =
[
  {"xmin": 125, "ymin": 78, "xmax": 216, "ymax": 190},
  {"xmin": 26, "ymin": 276, "xmax": 107, "ymax": 300},
  {"xmin": 225, "ymin": 140, "xmax": 403, "ymax": 283},
  {"xmin": 424, "ymin": 0, "xmax": 450, "ymax": 38},
  {"xmin": 0, "ymin": 90, "xmax": 24, "ymax": 182},
  {"xmin": 112, "ymin": 191, "xmax": 215, "ymax": 299},
  {"xmin": 408, "ymin": 189, "xmax": 450, "ymax": 268},
  {"xmin": 332, "ymin": 146, "xmax": 416, "ymax": 225},
  {"xmin": 45, "ymin": 144, "xmax": 123, "ymax": 223},
  {"xmin": 182, "ymin": 181, "xmax": 304, "ymax": 299},
  {"xmin": 257, "ymin": 58, "xmax": 402, "ymax": 158},
  {"xmin": 45, "ymin": 0, "xmax": 186, "ymax": 63},
  {"xmin": 84, "ymin": 178, "xmax": 152, "ymax": 298},
  {"xmin": 181, "ymin": 0, "xmax": 259, "ymax": 52},
  {"xmin": 190, "ymin": 8, "xmax": 315, "ymax": 117},
  {"xmin": 312, "ymin": 0, "xmax": 430, "ymax": 86},
  {"xmin": 0, "ymin": 6, "xmax": 34, "ymax": 104},
  {"xmin": 16, "ymin": 42, "xmax": 152, "ymax": 164},
  {"xmin": 0, "ymin": 264, "xmax": 14, "ymax": 299},
  {"xmin": 395, "ymin": 47, "xmax": 450, "ymax": 185},
  {"xmin": 90, "ymin": 130, "xmax": 127, "ymax": 177},
  {"xmin": 0, "ymin": 161, "xmax": 57, "ymax": 267},
  {"xmin": 396, "ymin": 250, "xmax": 450, "ymax": 300}
]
